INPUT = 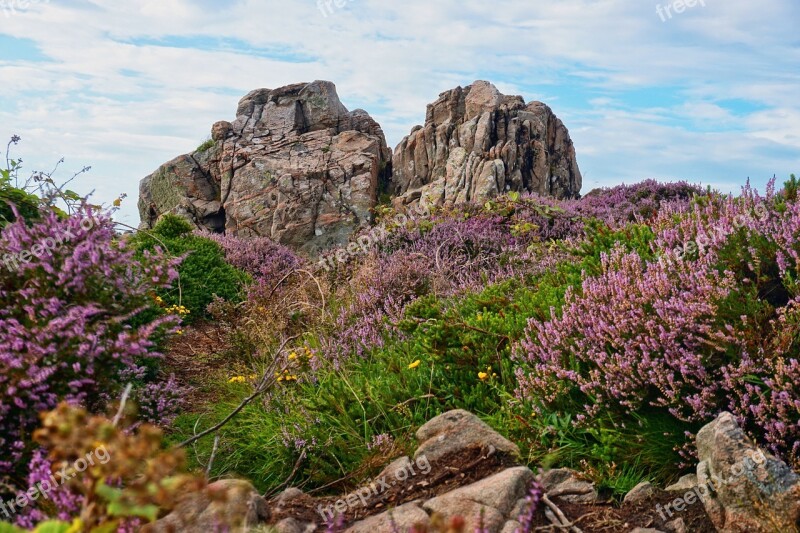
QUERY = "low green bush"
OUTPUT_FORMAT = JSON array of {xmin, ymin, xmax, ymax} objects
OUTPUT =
[{"xmin": 130, "ymin": 214, "xmax": 249, "ymax": 321}]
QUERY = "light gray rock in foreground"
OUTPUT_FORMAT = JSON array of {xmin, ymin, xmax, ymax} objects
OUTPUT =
[{"xmin": 695, "ymin": 411, "xmax": 800, "ymax": 532}]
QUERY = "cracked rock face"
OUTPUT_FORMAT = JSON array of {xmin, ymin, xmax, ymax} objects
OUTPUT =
[
  {"xmin": 138, "ymin": 80, "xmax": 391, "ymax": 255},
  {"xmin": 391, "ymin": 80, "xmax": 582, "ymax": 208}
]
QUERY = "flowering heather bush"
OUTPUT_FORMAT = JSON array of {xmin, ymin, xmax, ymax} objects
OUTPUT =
[
  {"xmin": 136, "ymin": 374, "xmax": 187, "ymax": 427},
  {"xmin": 516, "ymin": 180, "xmax": 800, "ymax": 467},
  {"xmin": 205, "ymin": 232, "xmax": 303, "ymax": 288},
  {"xmin": 0, "ymin": 207, "xmax": 180, "ymax": 485},
  {"xmin": 324, "ymin": 215, "xmax": 529, "ymax": 362},
  {"xmin": 322, "ymin": 180, "xmax": 695, "ymax": 363},
  {"xmin": 516, "ymin": 245, "xmax": 740, "ymax": 420},
  {"xmin": 509, "ymin": 179, "xmax": 700, "ymax": 241}
]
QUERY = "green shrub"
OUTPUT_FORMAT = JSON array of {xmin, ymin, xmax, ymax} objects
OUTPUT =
[
  {"xmin": 196, "ymin": 138, "xmax": 215, "ymax": 153},
  {"xmin": 0, "ymin": 158, "xmax": 40, "ymax": 225},
  {"xmin": 171, "ymin": 220, "xmax": 678, "ymax": 497},
  {"xmin": 130, "ymin": 214, "xmax": 249, "ymax": 321}
]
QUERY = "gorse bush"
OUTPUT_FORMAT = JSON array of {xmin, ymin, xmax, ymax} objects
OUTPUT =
[
  {"xmin": 0, "ymin": 207, "xmax": 180, "ymax": 488},
  {"xmin": 130, "ymin": 215, "xmax": 249, "ymax": 321}
]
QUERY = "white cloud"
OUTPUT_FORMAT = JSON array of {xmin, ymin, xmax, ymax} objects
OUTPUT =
[{"xmin": 0, "ymin": 0, "xmax": 797, "ymax": 225}]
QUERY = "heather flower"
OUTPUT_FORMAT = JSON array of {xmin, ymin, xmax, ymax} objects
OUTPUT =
[
  {"xmin": 516, "ymin": 180, "xmax": 800, "ymax": 467},
  {"xmin": 0, "ymin": 206, "xmax": 179, "ymax": 486}
]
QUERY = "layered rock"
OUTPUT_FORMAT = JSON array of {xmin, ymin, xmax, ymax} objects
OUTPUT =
[
  {"xmin": 391, "ymin": 80, "xmax": 582, "ymax": 208},
  {"xmin": 138, "ymin": 81, "xmax": 392, "ymax": 255}
]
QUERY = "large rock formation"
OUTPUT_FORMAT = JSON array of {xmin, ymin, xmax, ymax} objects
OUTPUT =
[
  {"xmin": 391, "ymin": 80, "xmax": 582, "ymax": 208},
  {"xmin": 139, "ymin": 80, "xmax": 582, "ymax": 254},
  {"xmin": 138, "ymin": 81, "xmax": 392, "ymax": 255}
]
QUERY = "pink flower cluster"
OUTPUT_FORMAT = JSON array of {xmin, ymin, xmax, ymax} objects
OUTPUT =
[
  {"xmin": 517, "ymin": 179, "xmax": 800, "ymax": 467},
  {"xmin": 0, "ymin": 207, "xmax": 180, "ymax": 485}
]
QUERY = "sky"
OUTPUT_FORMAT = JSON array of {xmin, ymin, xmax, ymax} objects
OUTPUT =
[{"xmin": 0, "ymin": 0, "xmax": 798, "ymax": 227}]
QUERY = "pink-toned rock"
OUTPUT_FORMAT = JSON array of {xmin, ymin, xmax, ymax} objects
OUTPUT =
[
  {"xmin": 392, "ymin": 80, "xmax": 581, "ymax": 208},
  {"xmin": 139, "ymin": 80, "xmax": 391, "ymax": 256},
  {"xmin": 344, "ymin": 501, "xmax": 430, "ymax": 533},
  {"xmin": 423, "ymin": 467, "xmax": 535, "ymax": 533},
  {"xmin": 140, "ymin": 479, "xmax": 269, "ymax": 533},
  {"xmin": 414, "ymin": 409, "xmax": 519, "ymax": 463}
]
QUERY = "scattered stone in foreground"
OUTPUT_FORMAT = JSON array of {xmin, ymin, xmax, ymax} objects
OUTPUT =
[
  {"xmin": 141, "ymin": 479, "xmax": 269, "ymax": 533},
  {"xmin": 624, "ymin": 481, "xmax": 657, "ymax": 504},
  {"xmin": 539, "ymin": 468, "xmax": 599, "ymax": 504},
  {"xmin": 695, "ymin": 411, "xmax": 800, "ymax": 532},
  {"xmin": 414, "ymin": 408, "xmax": 520, "ymax": 463}
]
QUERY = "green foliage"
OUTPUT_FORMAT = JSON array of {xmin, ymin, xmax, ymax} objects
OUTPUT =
[
  {"xmin": 782, "ymin": 173, "xmax": 799, "ymax": 202},
  {"xmin": 130, "ymin": 214, "xmax": 249, "ymax": 321},
  {"xmin": 178, "ymin": 245, "xmax": 677, "ymax": 497},
  {"xmin": 0, "ymin": 158, "xmax": 41, "ymax": 225},
  {"xmin": 0, "ymin": 520, "xmax": 75, "ymax": 533},
  {"xmin": 196, "ymin": 138, "xmax": 216, "ymax": 153}
]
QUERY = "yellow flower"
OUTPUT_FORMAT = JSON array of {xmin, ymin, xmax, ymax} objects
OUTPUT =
[
  {"xmin": 407, "ymin": 360, "xmax": 421, "ymax": 370},
  {"xmin": 228, "ymin": 376, "xmax": 246, "ymax": 384},
  {"xmin": 288, "ymin": 352, "xmax": 298, "ymax": 360},
  {"xmin": 175, "ymin": 329, "xmax": 183, "ymax": 335},
  {"xmin": 478, "ymin": 372, "xmax": 489, "ymax": 381}
]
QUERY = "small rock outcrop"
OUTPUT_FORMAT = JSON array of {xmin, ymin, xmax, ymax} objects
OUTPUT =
[
  {"xmin": 539, "ymin": 468, "xmax": 598, "ymax": 504},
  {"xmin": 140, "ymin": 479, "xmax": 269, "ymax": 533},
  {"xmin": 695, "ymin": 411, "xmax": 800, "ymax": 532},
  {"xmin": 391, "ymin": 80, "xmax": 582, "ymax": 208},
  {"xmin": 138, "ymin": 80, "xmax": 391, "ymax": 255},
  {"xmin": 414, "ymin": 409, "xmax": 520, "ymax": 463}
]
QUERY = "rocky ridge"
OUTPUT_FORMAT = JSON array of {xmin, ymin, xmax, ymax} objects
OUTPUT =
[
  {"xmin": 391, "ymin": 80, "xmax": 582, "ymax": 208},
  {"xmin": 138, "ymin": 80, "xmax": 582, "ymax": 255},
  {"xmin": 144, "ymin": 411, "xmax": 799, "ymax": 532}
]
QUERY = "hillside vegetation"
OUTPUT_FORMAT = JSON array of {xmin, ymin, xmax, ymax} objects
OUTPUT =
[{"xmin": 2, "ymin": 147, "xmax": 799, "ymax": 530}]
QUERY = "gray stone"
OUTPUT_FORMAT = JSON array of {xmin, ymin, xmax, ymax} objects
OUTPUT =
[
  {"xmin": 139, "ymin": 80, "xmax": 391, "ymax": 256},
  {"xmin": 695, "ymin": 411, "xmax": 800, "ymax": 532},
  {"xmin": 274, "ymin": 487, "xmax": 304, "ymax": 505},
  {"xmin": 500, "ymin": 520, "xmax": 522, "ymax": 533},
  {"xmin": 540, "ymin": 468, "xmax": 598, "ymax": 504},
  {"xmin": 424, "ymin": 466, "xmax": 534, "ymax": 517},
  {"xmin": 422, "ymin": 467, "xmax": 535, "ymax": 532},
  {"xmin": 414, "ymin": 409, "xmax": 519, "ymax": 463},
  {"xmin": 665, "ymin": 474, "xmax": 698, "ymax": 492},
  {"xmin": 273, "ymin": 517, "xmax": 304, "ymax": 533},
  {"xmin": 664, "ymin": 517, "xmax": 687, "ymax": 533},
  {"xmin": 343, "ymin": 501, "xmax": 429, "ymax": 533},
  {"xmin": 141, "ymin": 479, "xmax": 269, "ymax": 533},
  {"xmin": 376, "ymin": 456, "xmax": 413, "ymax": 482},
  {"xmin": 623, "ymin": 481, "xmax": 656, "ymax": 504}
]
